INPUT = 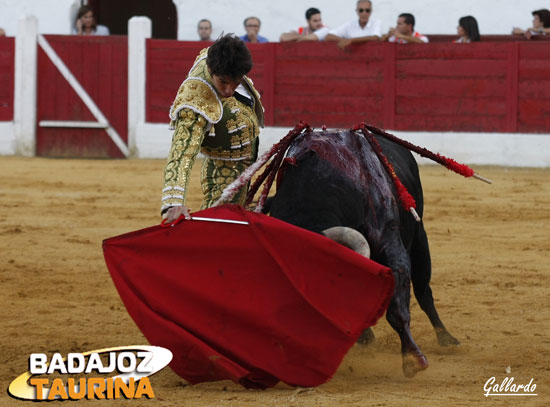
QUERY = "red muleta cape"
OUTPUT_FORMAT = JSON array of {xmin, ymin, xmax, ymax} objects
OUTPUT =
[{"xmin": 102, "ymin": 205, "xmax": 394, "ymax": 389}]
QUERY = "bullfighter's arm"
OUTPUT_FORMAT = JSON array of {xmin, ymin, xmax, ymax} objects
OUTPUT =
[{"xmin": 161, "ymin": 109, "xmax": 208, "ymax": 215}]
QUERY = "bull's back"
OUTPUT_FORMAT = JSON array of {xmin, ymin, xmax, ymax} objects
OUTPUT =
[
  {"xmin": 269, "ymin": 149, "xmax": 367, "ymax": 234},
  {"xmin": 271, "ymin": 130, "xmax": 424, "ymax": 250}
]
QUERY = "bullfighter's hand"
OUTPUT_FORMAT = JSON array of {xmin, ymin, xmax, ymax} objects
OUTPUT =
[{"xmin": 164, "ymin": 205, "xmax": 192, "ymax": 223}]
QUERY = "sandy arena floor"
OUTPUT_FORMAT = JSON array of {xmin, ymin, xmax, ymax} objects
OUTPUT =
[{"xmin": 1, "ymin": 157, "xmax": 549, "ymax": 406}]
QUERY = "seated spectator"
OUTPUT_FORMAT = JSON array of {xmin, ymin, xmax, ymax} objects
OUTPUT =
[
  {"xmin": 326, "ymin": 0, "xmax": 382, "ymax": 49},
  {"xmin": 512, "ymin": 9, "xmax": 550, "ymax": 39},
  {"xmin": 73, "ymin": 5, "xmax": 109, "ymax": 36},
  {"xmin": 280, "ymin": 7, "xmax": 330, "ymax": 42},
  {"xmin": 197, "ymin": 19, "xmax": 212, "ymax": 41},
  {"xmin": 381, "ymin": 13, "xmax": 428, "ymax": 43},
  {"xmin": 454, "ymin": 16, "xmax": 480, "ymax": 43},
  {"xmin": 240, "ymin": 17, "xmax": 269, "ymax": 43}
]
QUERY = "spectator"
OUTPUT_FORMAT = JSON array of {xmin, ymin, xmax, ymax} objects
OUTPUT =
[
  {"xmin": 512, "ymin": 9, "xmax": 550, "ymax": 39},
  {"xmin": 240, "ymin": 17, "xmax": 269, "ymax": 43},
  {"xmin": 280, "ymin": 7, "xmax": 330, "ymax": 42},
  {"xmin": 0, "ymin": 28, "xmax": 5, "ymax": 37},
  {"xmin": 381, "ymin": 13, "xmax": 428, "ymax": 43},
  {"xmin": 326, "ymin": 0, "xmax": 382, "ymax": 49},
  {"xmin": 197, "ymin": 19, "xmax": 212, "ymax": 41},
  {"xmin": 454, "ymin": 16, "xmax": 480, "ymax": 43},
  {"xmin": 73, "ymin": 5, "xmax": 109, "ymax": 36}
]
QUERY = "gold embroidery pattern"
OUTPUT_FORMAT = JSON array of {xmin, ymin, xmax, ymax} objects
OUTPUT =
[
  {"xmin": 202, "ymin": 145, "xmax": 253, "ymax": 160},
  {"xmin": 188, "ymin": 49, "xmax": 210, "ymax": 78},
  {"xmin": 200, "ymin": 158, "xmax": 253, "ymax": 209},
  {"xmin": 162, "ymin": 110, "xmax": 207, "ymax": 211},
  {"xmin": 170, "ymin": 79, "xmax": 222, "ymax": 124},
  {"xmin": 201, "ymin": 96, "xmax": 259, "ymax": 160}
]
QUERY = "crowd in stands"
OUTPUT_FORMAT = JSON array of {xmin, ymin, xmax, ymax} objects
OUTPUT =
[
  {"xmin": 39, "ymin": 2, "xmax": 550, "ymax": 44},
  {"xmin": 190, "ymin": 1, "xmax": 550, "ymax": 45},
  {"xmin": 1, "ymin": 2, "xmax": 548, "ymax": 41}
]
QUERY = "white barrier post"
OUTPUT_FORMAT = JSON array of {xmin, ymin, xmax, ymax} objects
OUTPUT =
[
  {"xmin": 128, "ymin": 16, "xmax": 152, "ymax": 157},
  {"xmin": 14, "ymin": 15, "xmax": 38, "ymax": 156}
]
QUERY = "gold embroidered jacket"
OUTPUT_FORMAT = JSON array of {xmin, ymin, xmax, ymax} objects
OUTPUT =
[{"xmin": 161, "ymin": 48, "xmax": 264, "ymax": 212}]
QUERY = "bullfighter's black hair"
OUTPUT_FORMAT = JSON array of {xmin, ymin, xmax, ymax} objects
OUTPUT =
[{"xmin": 206, "ymin": 34, "xmax": 252, "ymax": 80}]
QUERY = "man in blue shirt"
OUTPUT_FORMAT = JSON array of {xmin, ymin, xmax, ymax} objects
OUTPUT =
[{"xmin": 240, "ymin": 17, "xmax": 269, "ymax": 43}]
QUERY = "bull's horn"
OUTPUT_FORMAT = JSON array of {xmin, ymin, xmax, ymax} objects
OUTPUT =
[{"xmin": 322, "ymin": 226, "xmax": 370, "ymax": 258}]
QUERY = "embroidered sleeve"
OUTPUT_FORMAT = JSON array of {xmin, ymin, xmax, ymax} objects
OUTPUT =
[{"xmin": 161, "ymin": 109, "xmax": 208, "ymax": 213}]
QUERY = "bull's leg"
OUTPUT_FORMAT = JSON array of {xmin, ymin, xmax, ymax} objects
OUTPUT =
[
  {"xmin": 410, "ymin": 226, "xmax": 460, "ymax": 347},
  {"xmin": 381, "ymin": 245, "xmax": 428, "ymax": 378},
  {"xmin": 357, "ymin": 327, "xmax": 375, "ymax": 345}
]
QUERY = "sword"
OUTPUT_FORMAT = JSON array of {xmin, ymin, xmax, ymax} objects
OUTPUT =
[
  {"xmin": 190, "ymin": 216, "xmax": 249, "ymax": 225},
  {"xmin": 161, "ymin": 215, "xmax": 249, "ymax": 227}
]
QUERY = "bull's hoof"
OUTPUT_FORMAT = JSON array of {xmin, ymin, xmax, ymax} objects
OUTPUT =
[
  {"xmin": 356, "ymin": 328, "xmax": 375, "ymax": 346},
  {"xmin": 402, "ymin": 353, "xmax": 429, "ymax": 378},
  {"xmin": 436, "ymin": 328, "xmax": 461, "ymax": 347}
]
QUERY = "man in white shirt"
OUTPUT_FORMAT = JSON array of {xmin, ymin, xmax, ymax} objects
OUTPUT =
[
  {"xmin": 382, "ymin": 13, "xmax": 429, "ymax": 44},
  {"xmin": 326, "ymin": 0, "xmax": 382, "ymax": 49},
  {"xmin": 280, "ymin": 7, "xmax": 330, "ymax": 42}
]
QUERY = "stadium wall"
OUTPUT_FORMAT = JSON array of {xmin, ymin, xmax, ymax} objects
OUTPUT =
[
  {"xmin": 1, "ymin": 16, "xmax": 549, "ymax": 166},
  {"xmin": 0, "ymin": 33, "xmax": 15, "ymax": 154}
]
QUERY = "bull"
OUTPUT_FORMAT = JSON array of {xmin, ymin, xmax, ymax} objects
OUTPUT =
[{"xmin": 265, "ymin": 127, "xmax": 460, "ymax": 378}]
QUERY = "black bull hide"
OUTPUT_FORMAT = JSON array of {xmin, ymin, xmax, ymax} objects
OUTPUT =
[{"xmin": 267, "ymin": 129, "xmax": 460, "ymax": 378}]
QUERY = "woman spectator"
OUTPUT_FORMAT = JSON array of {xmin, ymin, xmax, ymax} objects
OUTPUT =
[
  {"xmin": 454, "ymin": 16, "xmax": 480, "ymax": 43},
  {"xmin": 512, "ymin": 9, "xmax": 550, "ymax": 39},
  {"xmin": 73, "ymin": 5, "xmax": 110, "ymax": 36}
]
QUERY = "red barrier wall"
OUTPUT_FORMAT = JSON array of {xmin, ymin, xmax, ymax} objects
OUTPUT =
[
  {"xmin": 518, "ymin": 43, "xmax": 550, "ymax": 133},
  {"xmin": 145, "ymin": 40, "xmax": 274, "ymax": 123},
  {"xmin": 147, "ymin": 40, "xmax": 550, "ymax": 133},
  {"xmin": 0, "ymin": 36, "xmax": 15, "ymax": 121},
  {"xmin": 37, "ymin": 35, "xmax": 128, "ymax": 158}
]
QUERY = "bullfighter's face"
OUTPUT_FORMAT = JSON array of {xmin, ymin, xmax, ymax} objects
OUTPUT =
[{"xmin": 210, "ymin": 73, "xmax": 242, "ymax": 99}]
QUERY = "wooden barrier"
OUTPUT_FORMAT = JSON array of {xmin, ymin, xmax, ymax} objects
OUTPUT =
[
  {"xmin": 0, "ymin": 36, "xmax": 15, "ymax": 121},
  {"xmin": 146, "ymin": 40, "xmax": 550, "ymax": 134},
  {"xmin": 427, "ymin": 34, "xmax": 550, "ymax": 43},
  {"xmin": 518, "ymin": 42, "xmax": 550, "ymax": 133},
  {"xmin": 37, "ymin": 35, "xmax": 128, "ymax": 158}
]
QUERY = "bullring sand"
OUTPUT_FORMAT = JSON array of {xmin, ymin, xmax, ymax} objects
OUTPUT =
[{"xmin": 1, "ymin": 157, "xmax": 549, "ymax": 406}]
